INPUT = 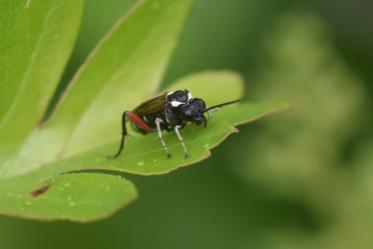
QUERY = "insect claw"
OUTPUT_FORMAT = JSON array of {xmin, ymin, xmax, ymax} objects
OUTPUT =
[
  {"xmin": 167, "ymin": 153, "xmax": 172, "ymax": 159},
  {"xmin": 185, "ymin": 153, "xmax": 189, "ymax": 159}
]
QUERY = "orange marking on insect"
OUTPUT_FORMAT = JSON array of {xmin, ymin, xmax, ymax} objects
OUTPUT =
[{"xmin": 126, "ymin": 111, "xmax": 152, "ymax": 132}]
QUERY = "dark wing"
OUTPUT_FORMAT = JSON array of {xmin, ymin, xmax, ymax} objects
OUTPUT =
[{"xmin": 133, "ymin": 93, "xmax": 168, "ymax": 116}]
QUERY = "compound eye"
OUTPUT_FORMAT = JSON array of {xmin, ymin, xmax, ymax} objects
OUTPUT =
[{"xmin": 191, "ymin": 98, "xmax": 206, "ymax": 110}]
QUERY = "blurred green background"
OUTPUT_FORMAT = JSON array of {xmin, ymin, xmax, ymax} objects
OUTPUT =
[{"xmin": 1, "ymin": 0, "xmax": 373, "ymax": 248}]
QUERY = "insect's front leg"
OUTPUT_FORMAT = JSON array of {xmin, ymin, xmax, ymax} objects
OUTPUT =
[
  {"xmin": 155, "ymin": 117, "xmax": 171, "ymax": 158},
  {"xmin": 174, "ymin": 125, "xmax": 189, "ymax": 158},
  {"xmin": 201, "ymin": 114, "xmax": 207, "ymax": 127},
  {"xmin": 207, "ymin": 108, "xmax": 219, "ymax": 117}
]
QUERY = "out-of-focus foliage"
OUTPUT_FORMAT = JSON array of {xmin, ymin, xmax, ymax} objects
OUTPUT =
[
  {"xmin": 229, "ymin": 13, "xmax": 368, "ymax": 249},
  {"xmin": 240, "ymin": 13, "xmax": 363, "ymax": 200}
]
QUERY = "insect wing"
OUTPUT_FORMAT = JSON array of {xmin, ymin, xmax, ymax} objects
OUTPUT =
[{"xmin": 133, "ymin": 93, "xmax": 167, "ymax": 115}]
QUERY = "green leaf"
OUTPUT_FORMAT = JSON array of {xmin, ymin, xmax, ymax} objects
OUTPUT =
[
  {"xmin": 0, "ymin": 0, "xmax": 287, "ymax": 222},
  {"xmin": 0, "ymin": 172, "xmax": 137, "ymax": 222},
  {"xmin": 0, "ymin": 69, "xmax": 287, "ymax": 221},
  {"xmin": 48, "ymin": 0, "xmax": 195, "ymax": 159},
  {"xmin": 52, "ymin": 101, "xmax": 285, "ymax": 176},
  {"xmin": 0, "ymin": 0, "xmax": 198, "ymax": 222},
  {"xmin": 2, "ymin": 0, "xmax": 194, "ymax": 178},
  {"xmin": 7, "ymin": 71, "xmax": 288, "ymax": 177},
  {"xmin": 0, "ymin": 0, "xmax": 84, "ymax": 164}
]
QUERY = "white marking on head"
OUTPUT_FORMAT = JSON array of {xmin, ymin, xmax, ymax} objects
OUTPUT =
[
  {"xmin": 187, "ymin": 92, "xmax": 193, "ymax": 101},
  {"xmin": 167, "ymin": 91, "xmax": 174, "ymax": 96},
  {"xmin": 171, "ymin": 100, "xmax": 184, "ymax": 107}
]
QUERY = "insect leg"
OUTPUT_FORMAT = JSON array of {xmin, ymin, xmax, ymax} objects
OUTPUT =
[
  {"xmin": 207, "ymin": 107, "xmax": 220, "ymax": 117},
  {"xmin": 108, "ymin": 111, "xmax": 128, "ymax": 159},
  {"xmin": 126, "ymin": 112, "xmax": 152, "ymax": 132},
  {"xmin": 201, "ymin": 115, "xmax": 207, "ymax": 127},
  {"xmin": 175, "ymin": 125, "xmax": 189, "ymax": 158},
  {"xmin": 155, "ymin": 118, "xmax": 171, "ymax": 158}
]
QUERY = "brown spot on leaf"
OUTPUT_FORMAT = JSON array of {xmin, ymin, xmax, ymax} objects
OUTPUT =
[{"xmin": 30, "ymin": 185, "xmax": 50, "ymax": 197}]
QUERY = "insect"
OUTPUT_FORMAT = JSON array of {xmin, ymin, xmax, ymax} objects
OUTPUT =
[{"xmin": 109, "ymin": 89, "xmax": 240, "ymax": 159}]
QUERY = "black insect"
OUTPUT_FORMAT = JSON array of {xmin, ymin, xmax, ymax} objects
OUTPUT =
[{"xmin": 109, "ymin": 89, "xmax": 240, "ymax": 159}]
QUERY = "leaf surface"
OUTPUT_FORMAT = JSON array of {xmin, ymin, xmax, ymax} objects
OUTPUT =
[
  {"xmin": 2, "ymin": 0, "xmax": 194, "ymax": 178},
  {"xmin": 0, "ymin": 70, "xmax": 287, "ymax": 221},
  {"xmin": 50, "ymin": 0, "xmax": 195, "ymax": 159},
  {"xmin": 0, "ymin": 172, "xmax": 137, "ymax": 222},
  {"xmin": 0, "ymin": 0, "xmax": 84, "ymax": 169},
  {"xmin": 0, "ymin": 0, "xmax": 288, "ymax": 222}
]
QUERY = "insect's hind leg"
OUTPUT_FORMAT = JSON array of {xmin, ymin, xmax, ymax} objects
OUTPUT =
[
  {"xmin": 109, "ymin": 111, "xmax": 153, "ymax": 159},
  {"xmin": 108, "ymin": 111, "xmax": 128, "ymax": 159},
  {"xmin": 155, "ymin": 118, "xmax": 171, "ymax": 158}
]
